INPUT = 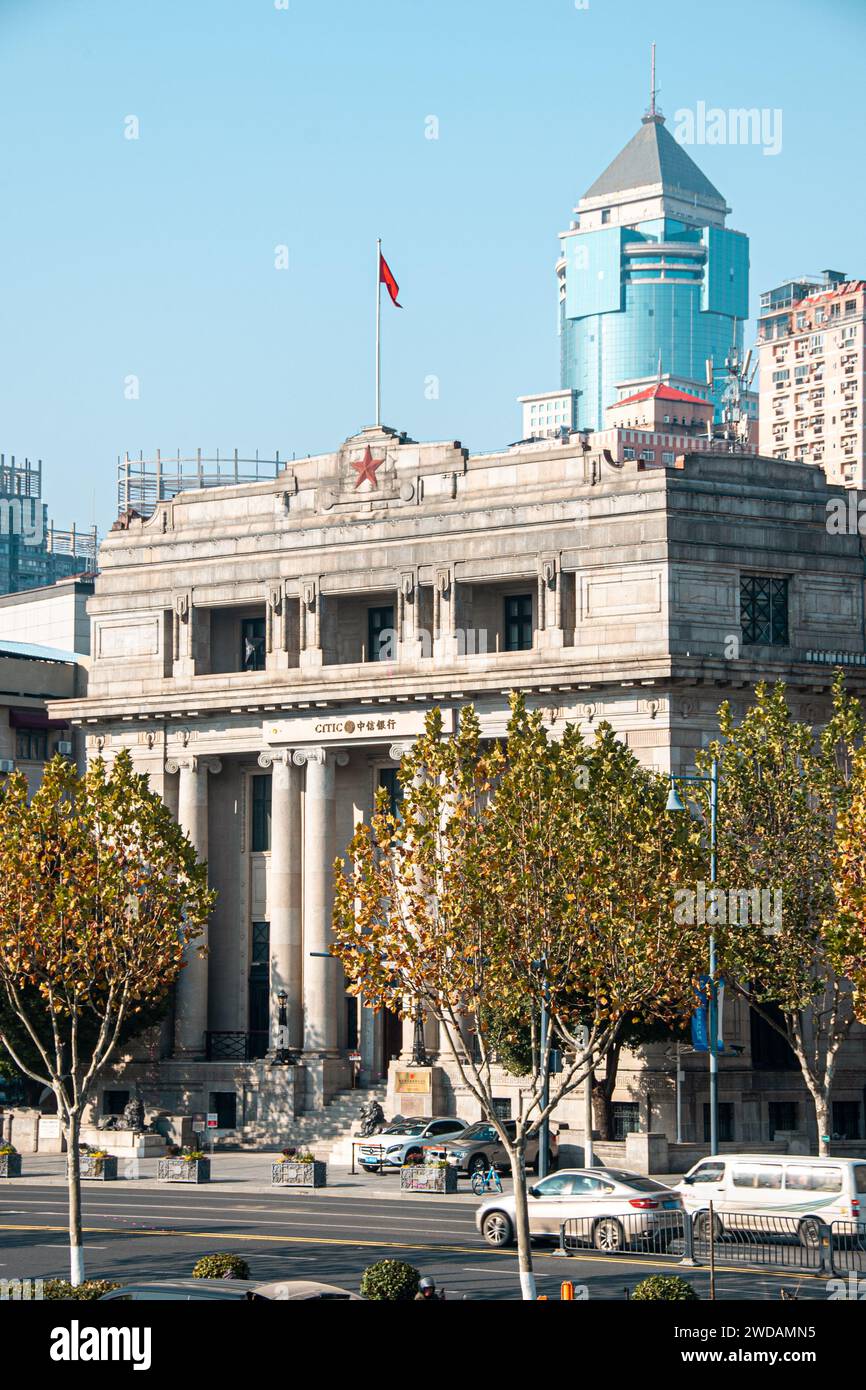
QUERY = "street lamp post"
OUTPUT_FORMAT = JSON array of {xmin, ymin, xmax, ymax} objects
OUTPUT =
[
  {"xmin": 411, "ymin": 1004, "xmax": 429, "ymax": 1067},
  {"xmin": 665, "ymin": 757, "xmax": 720, "ymax": 1156}
]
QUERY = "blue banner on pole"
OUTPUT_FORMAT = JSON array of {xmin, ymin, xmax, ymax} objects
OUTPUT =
[{"xmin": 691, "ymin": 975, "xmax": 724, "ymax": 1053}]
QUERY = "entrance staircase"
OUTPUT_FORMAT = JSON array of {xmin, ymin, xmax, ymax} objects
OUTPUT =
[{"xmin": 239, "ymin": 1084, "xmax": 386, "ymax": 1157}]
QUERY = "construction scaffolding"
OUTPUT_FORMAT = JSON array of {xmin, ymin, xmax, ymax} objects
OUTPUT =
[{"xmin": 117, "ymin": 449, "xmax": 285, "ymax": 518}]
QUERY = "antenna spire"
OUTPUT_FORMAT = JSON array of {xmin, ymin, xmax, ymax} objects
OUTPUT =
[{"xmin": 643, "ymin": 42, "xmax": 664, "ymax": 123}]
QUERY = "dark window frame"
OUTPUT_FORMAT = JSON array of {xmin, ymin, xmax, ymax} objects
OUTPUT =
[
  {"xmin": 367, "ymin": 605, "xmax": 395, "ymax": 663},
  {"xmin": 250, "ymin": 774, "xmax": 272, "ymax": 852},
  {"xmin": 741, "ymin": 574, "xmax": 789, "ymax": 646},
  {"xmin": 503, "ymin": 593, "xmax": 534, "ymax": 652},
  {"xmin": 240, "ymin": 616, "xmax": 266, "ymax": 672}
]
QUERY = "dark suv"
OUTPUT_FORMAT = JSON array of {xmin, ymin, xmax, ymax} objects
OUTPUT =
[{"xmin": 422, "ymin": 1119, "xmax": 557, "ymax": 1176}]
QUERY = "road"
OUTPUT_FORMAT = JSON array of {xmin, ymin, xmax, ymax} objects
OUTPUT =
[{"xmin": 0, "ymin": 1180, "xmax": 838, "ymax": 1300}]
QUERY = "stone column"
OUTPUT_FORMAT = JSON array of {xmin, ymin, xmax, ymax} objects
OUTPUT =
[
  {"xmin": 294, "ymin": 746, "xmax": 349, "ymax": 1052},
  {"xmin": 166, "ymin": 754, "xmax": 221, "ymax": 1055},
  {"xmin": 257, "ymin": 748, "xmax": 303, "ymax": 1050}
]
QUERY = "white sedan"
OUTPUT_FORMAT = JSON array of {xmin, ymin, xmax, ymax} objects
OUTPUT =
[
  {"xmin": 476, "ymin": 1168, "xmax": 684, "ymax": 1251},
  {"xmin": 357, "ymin": 1116, "xmax": 466, "ymax": 1171}
]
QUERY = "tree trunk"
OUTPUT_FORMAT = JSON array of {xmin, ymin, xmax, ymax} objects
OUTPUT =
[
  {"xmin": 508, "ymin": 1147, "xmax": 536, "ymax": 1301},
  {"xmin": 65, "ymin": 1110, "xmax": 84, "ymax": 1286},
  {"xmin": 592, "ymin": 1036, "xmax": 624, "ymax": 1141},
  {"xmin": 812, "ymin": 1094, "xmax": 832, "ymax": 1157}
]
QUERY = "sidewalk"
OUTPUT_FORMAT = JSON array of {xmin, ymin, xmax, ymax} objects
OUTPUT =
[{"xmin": 2, "ymin": 1152, "xmax": 486, "ymax": 1202}]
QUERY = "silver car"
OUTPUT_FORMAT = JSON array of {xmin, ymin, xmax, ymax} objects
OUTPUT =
[{"xmin": 476, "ymin": 1167, "xmax": 683, "ymax": 1250}]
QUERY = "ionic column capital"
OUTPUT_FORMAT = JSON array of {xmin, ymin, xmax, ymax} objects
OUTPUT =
[
  {"xmin": 389, "ymin": 741, "xmax": 414, "ymax": 763},
  {"xmin": 257, "ymin": 748, "xmax": 296, "ymax": 770},
  {"xmin": 165, "ymin": 755, "xmax": 222, "ymax": 776},
  {"xmin": 292, "ymin": 746, "xmax": 349, "ymax": 768}
]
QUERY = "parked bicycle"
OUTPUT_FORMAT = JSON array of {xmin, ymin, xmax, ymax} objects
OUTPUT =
[{"xmin": 471, "ymin": 1162, "xmax": 503, "ymax": 1196}]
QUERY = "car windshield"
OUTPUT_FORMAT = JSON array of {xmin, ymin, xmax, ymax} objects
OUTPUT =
[
  {"xmin": 383, "ymin": 1122, "xmax": 426, "ymax": 1136},
  {"xmin": 454, "ymin": 1123, "xmax": 497, "ymax": 1140}
]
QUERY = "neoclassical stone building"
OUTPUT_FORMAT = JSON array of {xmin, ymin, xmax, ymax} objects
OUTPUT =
[{"xmin": 54, "ymin": 425, "xmax": 866, "ymax": 1151}]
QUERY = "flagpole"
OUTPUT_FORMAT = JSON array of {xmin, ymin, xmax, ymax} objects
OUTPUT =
[{"xmin": 375, "ymin": 237, "xmax": 381, "ymax": 427}]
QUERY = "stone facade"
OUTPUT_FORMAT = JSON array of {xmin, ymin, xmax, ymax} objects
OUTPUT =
[{"xmin": 52, "ymin": 424, "xmax": 866, "ymax": 1149}]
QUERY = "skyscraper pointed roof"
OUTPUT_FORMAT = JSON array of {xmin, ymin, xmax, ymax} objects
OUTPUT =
[{"xmin": 582, "ymin": 114, "xmax": 726, "ymax": 207}]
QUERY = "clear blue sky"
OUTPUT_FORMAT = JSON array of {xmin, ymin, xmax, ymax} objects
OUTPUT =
[{"xmin": 1, "ymin": 0, "xmax": 864, "ymax": 537}]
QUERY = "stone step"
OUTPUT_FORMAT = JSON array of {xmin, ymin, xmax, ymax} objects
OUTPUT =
[{"xmin": 236, "ymin": 1083, "xmax": 387, "ymax": 1152}]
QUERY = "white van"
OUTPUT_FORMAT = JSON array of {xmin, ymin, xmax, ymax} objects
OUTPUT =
[{"xmin": 676, "ymin": 1154, "xmax": 866, "ymax": 1246}]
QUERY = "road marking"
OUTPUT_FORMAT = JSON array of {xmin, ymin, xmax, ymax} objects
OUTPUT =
[{"xmin": 0, "ymin": 1222, "xmax": 831, "ymax": 1279}]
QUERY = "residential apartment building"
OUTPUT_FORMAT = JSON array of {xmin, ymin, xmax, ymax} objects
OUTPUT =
[{"xmin": 757, "ymin": 271, "xmax": 866, "ymax": 485}]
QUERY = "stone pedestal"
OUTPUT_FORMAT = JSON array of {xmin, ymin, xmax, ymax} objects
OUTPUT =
[
  {"xmin": 624, "ymin": 1130, "xmax": 669, "ymax": 1175},
  {"xmin": 386, "ymin": 1064, "xmax": 449, "ymax": 1119}
]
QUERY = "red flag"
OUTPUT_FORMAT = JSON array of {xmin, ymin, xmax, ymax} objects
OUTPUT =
[{"xmin": 379, "ymin": 251, "xmax": 402, "ymax": 307}]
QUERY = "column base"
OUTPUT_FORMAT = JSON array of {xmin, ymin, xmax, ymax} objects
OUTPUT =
[{"xmin": 301, "ymin": 1054, "xmax": 352, "ymax": 1111}]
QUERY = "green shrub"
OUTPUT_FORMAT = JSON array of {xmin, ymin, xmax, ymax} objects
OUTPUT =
[
  {"xmin": 191, "ymin": 1252, "xmax": 250, "ymax": 1280},
  {"xmin": 360, "ymin": 1259, "xmax": 421, "ymax": 1301},
  {"xmin": 43, "ymin": 1279, "xmax": 121, "ymax": 1301},
  {"xmin": 631, "ymin": 1274, "xmax": 700, "ymax": 1301}
]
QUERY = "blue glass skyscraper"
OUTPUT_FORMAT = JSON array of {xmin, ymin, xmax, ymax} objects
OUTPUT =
[{"xmin": 558, "ymin": 98, "xmax": 749, "ymax": 430}]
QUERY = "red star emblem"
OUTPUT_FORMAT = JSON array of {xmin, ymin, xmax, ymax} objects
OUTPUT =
[{"xmin": 350, "ymin": 445, "xmax": 384, "ymax": 489}]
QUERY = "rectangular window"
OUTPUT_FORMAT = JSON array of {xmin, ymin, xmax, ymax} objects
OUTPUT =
[
  {"xmin": 491, "ymin": 1097, "xmax": 512, "ymax": 1121},
  {"xmin": 248, "ymin": 921, "xmax": 269, "ymax": 1057},
  {"xmin": 832, "ymin": 1100, "xmax": 861, "ymax": 1140},
  {"xmin": 703, "ymin": 1103, "xmax": 734, "ymax": 1144},
  {"xmin": 732, "ymin": 1162, "xmax": 782, "ymax": 1190},
  {"xmin": 768, "ymin": 1100, "xmax": 799, "ymax": 1138},
  {"xmin": 250, "ymin": 775, "xmax": 272, "ymax": 851},
  {"xmin": 240, "ymin": 617, "xmax": 266, "ymax": 671},
  {"xmin": 786, "ymin": 1164, "xmax": 842, "ymax": 1193},
  {"xmin": 611, "ymin": 1102, "xmax": 640, "ymax": 1140},
  {"xmin": 102, "ymin": 1090, "xmax": 130, "ymax": 1117},
  {"xmin": 209, "ymin": 1091, "xmax": 238, "ymax": 1130},
  {"xmin": 504, "ymin": 594, "xmax": 533, "ymax": 652},
  {"xmin": 16, "ymin": 730, "xmax": 48, "ymax": 761},
  {"xmin": 367, "ymin": 605, "xmax": 395, "ymax": 663},
  {"xmin": 378, "ymin": 767, "xmax": 403, "ymax": 818},
  {"xmin": 741, "ymin": 575, "xmax": 789, "ymax": 646}
]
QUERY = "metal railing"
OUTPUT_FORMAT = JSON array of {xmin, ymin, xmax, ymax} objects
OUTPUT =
[
  {"xmin": 829, "ymin": 1221, "xmax": 866, "ymax": 1274},
  {"xmin": 205, "ymin": 1031, "xmax": 269, "ymax": 1062},
  {"xmin": 560, "ymin": 1208, "xmax": 865, "ymax": 1275},
  {"xmin": 560, "ymin": 1211, "xmax": 688, "ymax": 1259},
  {"xmin": 117, "ymin": 449, "xmax": 284, "ymax": 518}
]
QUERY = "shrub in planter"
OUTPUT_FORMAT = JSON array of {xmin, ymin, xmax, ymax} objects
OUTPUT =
[
  {"xmin": 78, "ymin": 1149, "xmax": 118, "ymax": 1180},
  {"xmin": 0, "ymin": 1143, "xmax": 21, "ymax": 1177},
  {"xmin": 192, "ymin": 1252, "xmax": 250, "ymax": 1280},
  {"xmin": 631, "ymin": 1274, "xmax": 700, "ymax": 1301},
  {"xmin": 43, "ymin": 1279, "xmax": 121, "ymax": 1301},
  {"xmin": 272, "ymin": 1150, "xmax": 326, "ymax": 1187},
  {"xmin": 360, "ymin": 1259, "xmax": 421, "ymax": 1302},
  {"xmin": 158, "ymin": 1150, "xmax": 210, "ymax": 1183}
]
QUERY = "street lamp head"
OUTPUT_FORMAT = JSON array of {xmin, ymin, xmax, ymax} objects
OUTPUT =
[
  {"xmin": 665, "ymin": 781, "xmax": 687, "ymax": 814},
  {"xmin": 277, "ymin": 990, "xmax": 288, "ymax": 1006}
]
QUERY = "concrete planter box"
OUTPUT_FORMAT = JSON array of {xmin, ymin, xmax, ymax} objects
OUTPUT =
[
  {"xmin": 157, "ymin": 1157, "xmax": 210, "ymax": 1184},
  {"xmin": 78, "ymin": 1154, "xmax": 118, "ymax": 1181},
  {"xmin": 400, "ymin": 1164, "xmax": 457, "ymax": 1194},
  {"xmin": 0, "ymin": 1153, "xmax": 22, "ymax": 1178},
  {"xmin": 272, "ymin": 1159, "xmax": 327, "ymax": 1188}
]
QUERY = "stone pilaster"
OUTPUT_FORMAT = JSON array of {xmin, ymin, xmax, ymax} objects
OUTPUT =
[{"xmin": 298, "ymin": 578, "xmax": 323, "ymax": 670}]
